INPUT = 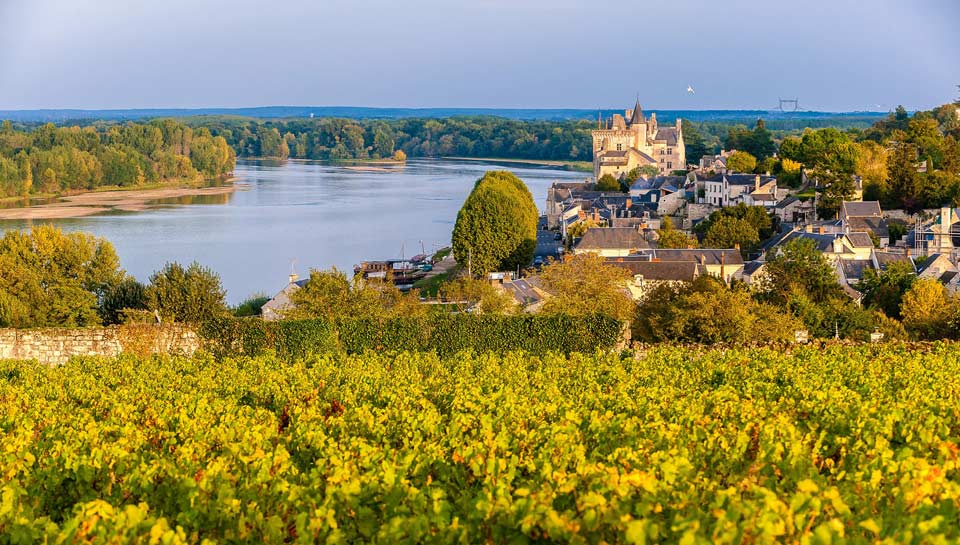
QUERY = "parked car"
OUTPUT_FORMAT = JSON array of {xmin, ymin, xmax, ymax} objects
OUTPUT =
[{"xmin": 533, "ymin": 256, "xmax": 544, "ymax": 266}]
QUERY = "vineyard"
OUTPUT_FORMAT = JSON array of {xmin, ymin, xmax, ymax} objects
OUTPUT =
[{"xmin": 2, "ymin": 345, "xmax": 960, "ymax": 543}]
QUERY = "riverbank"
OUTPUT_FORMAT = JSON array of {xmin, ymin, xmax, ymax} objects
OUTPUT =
[
  {"xmin": 0, "ymin": 182, "xmax": 241, "ymax": 220},
  {"xmin": 443, "ymin": 156, "xmax": 593, "ymax": 172}
]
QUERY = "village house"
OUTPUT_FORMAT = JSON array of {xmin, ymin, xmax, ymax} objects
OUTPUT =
[
  {"xmin": 637, "ymin": 248, "xmax": 745, "ymax": 284},
  {"xmin": 261, "ymin": 273, "xmax": 309, "ymax": 321},
  {"xmin": 913, "ymin": 207, "xmax": 960, "ymax": 256},
  {"xmin": 488, "ymin": 272, "xmax": 550, "ymax": 312},
  {"xmin": 774, "ymin": 196, "xmax": 815, "ymax": 225},
  {"xmin": 840, "ymin": 201, "xmax": 889, "ymax": 246},
  {"xmin": 574, "ymin": 227, "xmax": 651, "ymax": 257},
  {"xmin": 698, "ymin": 150, "xmax": 734, "ymax": 174},
  {"xmin": 629, "ymin": 176, "xmax": 687, "ymax": 216},
  {"xmin": 915, "ymin": 253, "xmax": 958, "ymax": 281},
  {"xmin": 604, "ymin": 257, "xmax": 706, "ymax": 300},
  {"xmin": 592, "ymin": 99, "xmax": 685, "ymax": 178},
  {"xmin": 700, "ymin": 173, "xmax": 778, "ymax": 208}
]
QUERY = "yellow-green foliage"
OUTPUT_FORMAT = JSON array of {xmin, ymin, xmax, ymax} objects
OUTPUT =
[
  {"xmin": 452, "ymin": 171, "xmax": 538, "ymax": 275},
  {"xmin": 3, "ymin": 345, "xmax": 960, "ymax": 543}
]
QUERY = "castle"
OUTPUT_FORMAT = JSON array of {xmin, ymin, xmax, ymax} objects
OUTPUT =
[{"xmin": 592, "ymin": 99, "xmax": 685, "ymax": 179}]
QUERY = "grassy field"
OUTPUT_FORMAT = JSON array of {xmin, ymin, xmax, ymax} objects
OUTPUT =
[{"xmin": 2, "ymin": 344, "xmax": 959, "ymax": 543}]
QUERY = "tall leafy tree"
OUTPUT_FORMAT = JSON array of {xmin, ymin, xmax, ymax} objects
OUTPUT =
[
  {"xmin": 452, "ymin": 171, "xmax": 537, "ymax": 275},
  {"xmin": 145, "ymin": 262, "xmax": 229, "ymax": 324}
]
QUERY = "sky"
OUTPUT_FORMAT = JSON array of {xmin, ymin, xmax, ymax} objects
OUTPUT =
[{"xmin": 0, "ymin": 0, "xmax": 957, "ymax": 112}]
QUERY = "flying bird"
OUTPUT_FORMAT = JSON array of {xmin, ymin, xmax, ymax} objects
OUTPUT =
[{"xmin": 687, "ymin": 85, "xmax": 695, "ymax": 95}]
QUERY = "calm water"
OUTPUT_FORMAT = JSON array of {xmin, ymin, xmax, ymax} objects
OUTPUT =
[{"xmin": 0, "ymin": 159, "xmax": 585, "ymax": 303}]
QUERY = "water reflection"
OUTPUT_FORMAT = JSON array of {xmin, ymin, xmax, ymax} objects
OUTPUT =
[{"xmin": 0, "ymin": 159, "xmax": 586, "ymax": 303}]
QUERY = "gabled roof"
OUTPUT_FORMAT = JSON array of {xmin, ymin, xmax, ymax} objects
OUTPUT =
[
  {"xmin": 874, "ymin": 252, "xmax": 914, "ymax": 271},
  {"xmin": 649, "ymin": 248, "xmax": 745, "ymax": 266},
  {"xmin": 940, "ymin": 271, "xmax": 959, "ymax": 284},
  {"xmin": 775, "ymin": 196, "xmax": 800, "ymax": 209},
  {"xmin": 846, "ymin": 216, "xmax": 889, "ymax": 236},
  {"xmin": 846, "ymin": 232, "xmax": 874, "ymax": 249},
  {"xmin": 742, "ymin": 261, "xmax": 766, "ymax": 275},
  {"xmin": 607, "ymin": 259, "xmax": 704, "ymax": 282},
  {"xmin": 576, "ymin": 227, "xmax": 650, "ymax": 250},
  {"xmin": 841, "ymin": 201, "xmax": 882, "ymax": 218},
  {"xmin": 839, "ymin": 259, "xmax": 874, "ymax": 280}
]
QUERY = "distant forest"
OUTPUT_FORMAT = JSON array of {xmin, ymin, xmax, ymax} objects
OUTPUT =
[
  {"xmin": 176, "ymin": 113, "xmax": 886, "ymax": 166},
  {"xmin": 0, "ymin": 120, "xmax": 235, "ymax": 199}
]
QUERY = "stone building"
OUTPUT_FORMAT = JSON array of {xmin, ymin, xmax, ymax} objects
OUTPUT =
[{"xmin": 592, "ymin": 99, "xmax": 685, "ymax": 179}]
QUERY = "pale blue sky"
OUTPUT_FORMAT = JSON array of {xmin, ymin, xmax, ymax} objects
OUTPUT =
[{"xmin": 0, "ymin": 0, "xmax": 957, "ymax": 111}]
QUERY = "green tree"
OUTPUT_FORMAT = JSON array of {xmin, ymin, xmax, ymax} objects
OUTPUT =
[
  {"xmin": 638, "ymin": 165, "xmax": 660, "ymax": 178},
  {"xmin": 703, "ymin": 216, "xmax": 759, "ymax": 255},
  {"xmin": 287, "ymin": 268, "xmax": 423, "ymax": 320},
  {"xmin": 725, "ymin": 151, "xmax": 757, "ymax": 173},
  {"xmin": 595, "ymin": 173, "xmax": 621, "ymax": 192},
  {"xmin": 901, "ymin": 278, "xmax": 953, "ymax": 340},
  {"xmin": 0, "ymin": 226, "xmax": 124, "ymax": 327},
  {"xmin": 815, "ymin": 170, "xmax": 856, "ymax": 219},
  {"xmin": 452, "ymin": 171, "xmax": 537, "ymax": 276},
  {"xmin": 440, "ymin": 277, "xmax": 515, "ymax": 315},
  {"xmin": 856, "ymin": 261, "xmax": 915, "ymax": 319},
  {"xmin": 887, "ymin": 143, "xmax": 921, "ymax": 211},
  {"xmin": 681, "ymin": 119, "xmax": 709, "ymax": 166},
  {"xmin": 759, "ymin": 238, "xmax": 844, "ymax": 306},
  {"xmin": 656, "ymin": 216, "xmax": 698, "ymax": 249},
  {"xmin": 146, "ymin": 262, "xmax": 229, "ymax": 324},
  {"xmin": 100, "ymin": 277, "xmax": 148, "ymax": 325},
  {"xmin": 539, "ymin": 253, "xmax": 634, "ymax": 322},
  {"xmin": 636, "ymin": 276, "xmax": 802, "ymax": 343}
]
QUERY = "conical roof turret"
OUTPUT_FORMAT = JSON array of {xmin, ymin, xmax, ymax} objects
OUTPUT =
[{"xmin": 629, "ymin": 98, "xmax": 644, "ymax": 125}]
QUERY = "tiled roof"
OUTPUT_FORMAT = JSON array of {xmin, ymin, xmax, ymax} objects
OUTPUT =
[
  {"xmin": 654, "ymin": 127, "xmax": 679, "ymax": 146},
  {"xmin": 846, "ymin": 216, "xmax": 889, "ymax": 236}
]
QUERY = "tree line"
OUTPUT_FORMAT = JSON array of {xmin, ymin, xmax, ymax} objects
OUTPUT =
[
  {"xmin": 186, "ymin": 116, "xmax": 596, "ymax": 162},
  {"xmin": 0, "ymin": 120, "xmax": 235, "ymax": 199}
]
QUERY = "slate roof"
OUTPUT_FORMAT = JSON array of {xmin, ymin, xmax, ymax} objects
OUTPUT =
[
  {"xmin": 916, "ymin": 254, "xmax": 951, "ymax": 275},
  {"xmin": 846, "ymin": 232, "xmax": 875, "ymax": 248},
  {"xmin": 839, "ymin": 260, "xmax": 873, "ymax": 280},
  {"xmin": 654, "ymin": 127, "xmax": 679, "ymax": 146},
  {"xmin": 629, "ymin": 100, "xmax": 645, "ymax": 126},
  {"xmin": 751, "ymin": 193, "xmax": 776, "ymax": 202},
  {"xmin": 742, "ymin": 261, "xmax": 766, "ymax": 275},
  {"xmin": 846, "ymin": 216, "xmax": 889, "ymax": 237},
  {"xmin": 606, "ymin": 259, "xmax": 704, "ymax": 282},
  {"xmin": 726, "ymin": 174, "xmax": 777, "ymax": 186},
  {"xmin": 775, "ymin": 196, "xmax": 799, "ymax": 208},
  {"xmin": 940, "ymin": 271, "xmax": 959, "ymax": 284},
  {"xmin": 841, "ymin": 201, "xmax": 882, "ymax": 218},
  {"xmin": 649, "ymin": 248, "xmax": 745, "ymax": 266},
  {"xmin": 779, "ymin": 232, "xmax": 854, "ymax": 254},
  {"xmin": 576, "ymin": 228, "xmax": 650, "ymax": 250},
  {"xmin": 874, "ymin": 252, "xmax": 914, "ymax": 271}
]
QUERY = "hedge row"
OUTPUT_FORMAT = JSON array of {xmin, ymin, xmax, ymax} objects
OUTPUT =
[{"xmin": 199, "ymin": 314, "xmax": 623, "ymax": 358}]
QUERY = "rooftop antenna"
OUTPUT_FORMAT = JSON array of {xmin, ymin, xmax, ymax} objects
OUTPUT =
[{"xmin": 289, "ymin": 258, "xmax": 299, "ymax": 283}]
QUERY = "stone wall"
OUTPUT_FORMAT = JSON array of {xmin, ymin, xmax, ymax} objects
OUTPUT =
[{"xmin": 0, "ymin": 325, "xmax": 200, "ymax": 365}]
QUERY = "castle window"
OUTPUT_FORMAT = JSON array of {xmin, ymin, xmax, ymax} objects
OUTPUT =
[
  {"xmin": 616, "ymin": 144, "xmax": 622, "ymax": 151},
  {"xmin": 667, "ymin": 148, "xmax": 672, "ymax": 154},
  {"xmin": 667, "ymin": 162, "xmax": 673, "ymax": 169}
]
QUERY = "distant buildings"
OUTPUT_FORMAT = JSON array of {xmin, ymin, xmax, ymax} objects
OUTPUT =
[{"xmin": 592, "ymin": 99, "xmax": 685, "ymax": 179}]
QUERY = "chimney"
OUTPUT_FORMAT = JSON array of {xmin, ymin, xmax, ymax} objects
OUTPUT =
[
  {"xmin": 720, "ymin": 252, "xmax": 726, "ymax": 281},
  {"xmin": 942, "ymin": 207, "xmax": 952, "ymax": 227},
  {"xmin": 700, "ymin": 254, "xmax": 706, "ymax": 266},
  {"xmin": 734, "ymin": 243, "xmax": 740, "ymax": 250},
  {"xmin": 755, "ymin": 175, "xmax": 761, "ymax": 192},
  {"xmin": 289, "ymin": 272, "xmax": 299, "ymax": 283},
  {"xmin": 819, "ymin": 226, "xmax": 825, "ymax": 235}
]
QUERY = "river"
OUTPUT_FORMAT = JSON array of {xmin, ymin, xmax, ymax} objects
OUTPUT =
[{"xmin": 0, "ymin": 159, "xmax": 585, "ymax": 303}]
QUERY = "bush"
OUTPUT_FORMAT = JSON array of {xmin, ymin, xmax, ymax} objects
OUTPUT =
[{"xmin": 200, "ymin": 314, "xmax": 623, "ymax": 359}]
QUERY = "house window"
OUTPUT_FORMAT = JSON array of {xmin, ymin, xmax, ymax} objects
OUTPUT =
[
  {"xmin": 667, "ymin": 148, "xmax": 672, "ymax": 154},
  {"xmin": 667, "ymin": 162, "xmax": 672, "ymax": 169},
  {"xmin": 616, "ymin": 143, "xmax": 622, "ymax": 151}
]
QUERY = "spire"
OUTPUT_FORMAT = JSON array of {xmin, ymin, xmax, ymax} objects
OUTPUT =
[{"xmin": 629, "ymin": 96, "xmax": 644, "ymax": 126}]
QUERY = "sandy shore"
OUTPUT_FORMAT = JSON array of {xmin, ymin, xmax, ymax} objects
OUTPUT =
[{"xmin": 0, "ymin": 183, "xmax": 242, "ymax": 220}]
